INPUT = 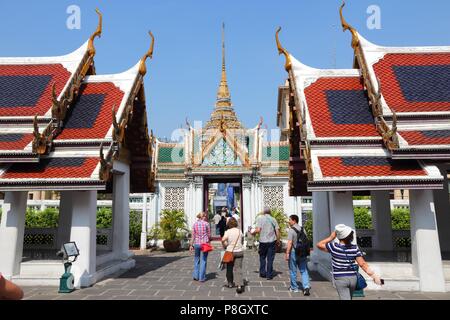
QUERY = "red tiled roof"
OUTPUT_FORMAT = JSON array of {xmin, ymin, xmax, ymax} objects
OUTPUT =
[
  {"xmin": 0, "ymin": 64, "xmax": 71, "ymax": 116},
  {"xmin": 399, "ymin": 130, "xmax": 450, "ymax": 146},
  {"xmin": 373, "ymin": 53, "xmax": 450, "ymax": 113},
  {"xmin": 318, "ymin": 157, "xmax": 426, "ymax": 177},
  {"xmin": 1, "ymin": 157, "xmax": 99, "ymax": 179},
  {"xmin": 304, "ymin": 77, "xmax": 378, "ymax": 138},
  {"xmin": 56, "ymin": 82, "xmax": 124, "ymax": 140},
  {"xmin": 0, "ymin": 134, "xmax": 34, "ymax": 150}
]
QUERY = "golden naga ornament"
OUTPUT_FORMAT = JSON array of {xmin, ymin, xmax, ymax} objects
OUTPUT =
[
  {"xmin": 32, "ymin": 115, "xmax": 47, "ymax": 154},
  {"xmin": 339, "ymin": 1, "xmax": 359, "ymax": 50},
  {"xmin": 275, "ymin": 27, "xmax": 292, "ymax": 72},
  {"xmin": 139, "ymin": 31, "xmax": 155, "ymax": 76},
  {"xmin": 88, "ymin": 8, "xmax": 102, "ymax": 57}
]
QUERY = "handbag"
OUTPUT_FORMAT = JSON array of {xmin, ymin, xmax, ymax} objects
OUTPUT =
[
  {"xmin": 344, "ymin": 248, "xmax": 367, "ymax": 290},
  {"xmin": 201, "ymin": 243, "xmax": 213, "ymax": 253},
  {"xmin": 222, "ymin": 230, "xmax": 241, "ymax": 264}
]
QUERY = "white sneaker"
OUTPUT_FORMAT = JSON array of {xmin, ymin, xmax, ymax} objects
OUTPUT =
[{"xmin": 288, "ymin": 287, "xmax": 299, "ymax": 293}]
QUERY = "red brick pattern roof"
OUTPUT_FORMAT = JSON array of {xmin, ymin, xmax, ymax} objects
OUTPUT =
[
  {"xmin": 0, "ymin": 64, "xmax": 71, "ymax": 116},
  {"xmin": 304, "ymin": 77, "xmax": 378, "ymax": 138},
  {"xmin": 1, "ymin": 157, "xmax": 100, "ymax": 179},
  {"xmin": 0, "ymin": 134, "xmax": 34, "ymax": 150},
  {"xmin": 318, "ymin": 156, "xmax": 426, "ymax": 177},
  {"xmin": 399, "ymin": 130, "xmax": 450, "ymax": 146},
  {"xmin": 373, "ymin": 53, "xmax": 450, "ymax": 113},
  {"xmin": 56, "ymin": 82, "xmax": 124, "ymax": 140}
]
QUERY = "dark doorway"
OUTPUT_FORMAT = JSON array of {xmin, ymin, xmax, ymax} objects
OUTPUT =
[{"xmin": 203, "ymin": 177, "xmax": 243, "ymax": 239}]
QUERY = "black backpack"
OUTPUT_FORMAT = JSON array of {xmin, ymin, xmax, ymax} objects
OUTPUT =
[{"xmin": 291, "ymin": 226, "xmax": 311, "ymax": 258}]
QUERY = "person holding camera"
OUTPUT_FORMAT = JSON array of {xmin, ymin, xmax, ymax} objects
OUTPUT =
[
  {"xmin": 251, "ymin": 208, "xmax": 280, "ymax": 280},
  {"xmin": 316, "ymin": 224, "xmax": 384, "ymax": 300},
  {"xmin": 0, "ymin": 273, "xmax": 24, "ymax": 300}
]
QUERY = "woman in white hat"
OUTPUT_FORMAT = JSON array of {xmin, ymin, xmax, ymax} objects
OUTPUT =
[{"xmin": 317, "ymin": 224, "xmax": 383, "ymax": 300}]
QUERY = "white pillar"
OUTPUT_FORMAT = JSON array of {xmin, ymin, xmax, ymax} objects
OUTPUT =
[
  {"xmin": 147, "ymin": 193, "xmax": 157, "ymax": 229},
  {"xmin": 410, "ymin": 189, "xmax": 445, "ymax": 292},
  {"xmin": 311, "ymin": 191, "xmax": 331, "ymax": 271},
  {"xmin": 0, "ymin": 191, "xmax": 28, "ymax": 278},
  {"xmin": 371, "ymin": 190, "xmax": 394, "ymax": 251},
  {"xmin": 70, "ymin": 190, "xmax": 97, "ymax": 288},
  {"xmin": 56, "ymin": 191, "xmax": 73, "ymax": 249},
  {"xmin": 434, "ymin": 166, "xmax": 450, "ymax": 252},
  {"xmin": 140, "ymin": 193, "xmax": 148, "ymax": 250},
  {"xmin": 328, "ymin": 191, "xmax": 355, "ymax": 231},
  {"xmin": 242, "ymin": 176, "xmax": 252, "ymax": 231},
  {"xmin": 112, "ymin": 161, "xmax": 131, "ymax": 261}
]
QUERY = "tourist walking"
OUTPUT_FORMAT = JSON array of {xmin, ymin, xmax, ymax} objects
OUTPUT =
[
  {"xmin": 218, "ymin": 213, "xmax": 227, "ymax": 238},
  {"xmin": 190, "ymin": 212, "xmax": 211, "ymax": 282},
  {"xmin": 251, "ymin": 208, "xmax": 280, "ymax": 280},
  {"xmin": 285, "ymin": 214, "xmax": 310, "ymax": 295},
  {"xmin": 316, "ymin": 224, "xmax": 384, "ymax": 300},
  {"xmin": 221, "ymin": 218, "xmax": 244, "ymax": 294},
  {"xmin": 213, "ymin": 211, "xmax": 221, "ymax": 236}
]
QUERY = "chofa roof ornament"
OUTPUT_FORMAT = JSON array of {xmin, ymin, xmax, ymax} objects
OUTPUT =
[
  {"xmin": 339, "ymin": 1, "xmax": 359, "ymax": 49},
  {"xmin": 88, "ymin": 8, "xmax": 103, "ymax": 57},
  {"xmin": 275, "ymin": 27, "xmax": 292, "ymax": 72},
  {"xmin": 139, "ymin": 31, "xmax": 155, "ymax": 76}
]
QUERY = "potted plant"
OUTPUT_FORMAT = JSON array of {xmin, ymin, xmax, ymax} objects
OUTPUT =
[{"xmin": 159, "ymin": 209, "xmax": 189, "ymax": 252}]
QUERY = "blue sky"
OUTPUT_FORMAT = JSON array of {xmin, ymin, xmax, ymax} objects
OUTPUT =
[{"xmin": 1, "ymin": 0, "xmax": 450, "ymax": 139}]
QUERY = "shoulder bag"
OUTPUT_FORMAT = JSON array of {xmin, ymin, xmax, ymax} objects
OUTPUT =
[{"xmin": 222, "ymin": 230, "xmax": 241, "ymax": 264}]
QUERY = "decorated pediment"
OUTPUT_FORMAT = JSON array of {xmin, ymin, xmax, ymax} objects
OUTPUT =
[{"xmin": 202, "ymin": 137, "xmax": 242, "ymax": 166}]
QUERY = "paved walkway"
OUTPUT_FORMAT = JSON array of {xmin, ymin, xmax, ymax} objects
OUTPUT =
[{"xmin": 23, "ymin": 249, "xmax": 450, "ymax": 300}]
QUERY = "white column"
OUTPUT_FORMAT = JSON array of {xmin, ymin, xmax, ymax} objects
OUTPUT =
[
  {"xmin": 311, "ymin": 192, "xmax": 331, "ymax": 277},
  {"xmin": 70, "ymin": 190, "xmax": 97, "ymax": 288},
  {"xmin": 328, "ymin": 191, "xmax": 355, "ymax": 231},
  {"xmin": 112, "ymin": 161, "xmax": 131, "ymax": 261},
  {"xmin": 242, "ymin": 177, "xmax": 252, "ymax": 231},
  {"xmin": 147, "ymin": 193, "xmax": 157, "ymax": 229},
  {"xmin": 56, "ymin": 191, "xmax": 73, "ymax": 249},
  {"xmin": 410, "ymin": 189, "xmax": 446, "ymax": 292},
  {"xmin": 434, "ymin": 166, "xmax": 450, "ymax": 252},
  {"xmin": 0, "ymin": 191, "xmax": 28, "ymax": 278},
  {"xmin": 140, "ymin": 193, "xmax": 148, "ymax": 250},
  {"xmin": 371, "ymin": 190, "xmax": 394, "ymax": 251}
]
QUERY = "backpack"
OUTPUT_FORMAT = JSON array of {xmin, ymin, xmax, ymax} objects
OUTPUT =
[{"xmin": 291, "ymin": 226, "xmax": 311, "ymax": 258}]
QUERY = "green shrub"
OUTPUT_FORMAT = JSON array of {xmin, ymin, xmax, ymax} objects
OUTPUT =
[
  {"xmin": 303, "ymin": 211, "xmax": 313, "ymax": 240},
  {"xmin": 354, "ymin": 207, "xmax": 372, "ymax": 229},
  {"xmin": 129, "ymin": 210, "xmax": 142, "ymax": 248},
  {"xmin": 392, "ymin": 208, "xmax": 410, "ymax": 230},
  {"xmin": 97, "ymin": 207, "xmax": 112, "ymax": 228},
  {"xmin": 159, "ymin": 209, "xmax": 189, "ymax": 241},
  {"xmin": 25, "ymin": 208, "xmax": 59, "ymax": 228}
]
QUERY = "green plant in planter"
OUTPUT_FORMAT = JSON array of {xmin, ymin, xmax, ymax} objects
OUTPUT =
[{"xmin": 158, "ymin": 209, "xmax": 189, "ymax": 252}]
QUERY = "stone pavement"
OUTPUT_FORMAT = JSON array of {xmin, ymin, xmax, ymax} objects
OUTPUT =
[{"xmin": 22, "ymin": 249, "xmax": 450, "ymax": 300}]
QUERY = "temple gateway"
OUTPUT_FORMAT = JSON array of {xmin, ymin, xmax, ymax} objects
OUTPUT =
[{"xmin": 149, "ymin": 25, "xmax": 298, "ymax": 234}]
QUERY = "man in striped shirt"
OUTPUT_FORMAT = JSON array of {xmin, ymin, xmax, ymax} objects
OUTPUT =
[{"xmin": 317, "ymin": 224, "xmax": 383, "ymax": 300}]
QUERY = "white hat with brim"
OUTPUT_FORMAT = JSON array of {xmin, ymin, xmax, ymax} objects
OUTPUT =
[{"xmin": 335, "ymin": 224, "xmax": 353, "ymax": 240}]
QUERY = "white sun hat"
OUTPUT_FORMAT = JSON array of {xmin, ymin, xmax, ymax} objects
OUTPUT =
[{"xmin": 335, "ymin": 224, "xmax": 353, "ymax": 240}]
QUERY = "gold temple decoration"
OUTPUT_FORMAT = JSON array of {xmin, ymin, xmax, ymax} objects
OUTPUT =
[
  {"xmin": 275, "ymin": 27, "xmax": 292, "ymax": 72},
  {"xmin": 204, "ymin": 23, "xmax": 243, "ymax": 130},
  {"xmin": 99, "ymin": 142, "xmax": 113, "ymax": 181},
  {"xmin": 339, "ymin": 2, "xmax": 359, "ymax": 49},
  {"xmin": 88, "ymin": 8, "xmax": 103, "ymax": 57},
  {"xmin": 32, "ymin": 116, "xmax": 47, "ymax": 154},
  {"xmin": 139, "ymin": 31, "xmax": 155, "ymax": 76}
]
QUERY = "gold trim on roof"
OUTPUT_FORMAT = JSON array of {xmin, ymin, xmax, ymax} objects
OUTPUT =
[
  {"xmin": 88, "ymin": 8, "xmax": 102, "ymax": 57},
  {"xmin": 139, "ymin": 31, "xmax": 155, "ymax": 76},
  {"xmin": 339, "ymin": 1, "xmax": 359, "ymax": 49},
  {"xmin": 275, "ymin": 27, "xmax": 292, "ymax": 72}
]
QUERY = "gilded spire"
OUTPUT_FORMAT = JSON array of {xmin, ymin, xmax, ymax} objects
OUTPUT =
[
  {"xmin": 205, "ymin": 23, "xmax": 242, "ymax": 130},
  {"xmin": 216, "ymin": 23, "xmax": 231, "ymax": 107}
]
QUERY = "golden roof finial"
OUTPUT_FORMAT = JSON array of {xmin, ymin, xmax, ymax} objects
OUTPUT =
[
  {"xmin": 139, "ymin": 31, "xmax": 155, "ymax": 76},
  {"xmin": 340, "ymin": 1, "xmax": 359, "ymax": 49},
  {"xmin": 88, "ymin": 8, "xmax": 102, "ymax": 56},
  {"xmin": 275, "ymin": 27, "xmax": 292, "ymax": 72},
  {"xmin": 216, "ymin": 22, "xmax": 231, "ymax": 107}
]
